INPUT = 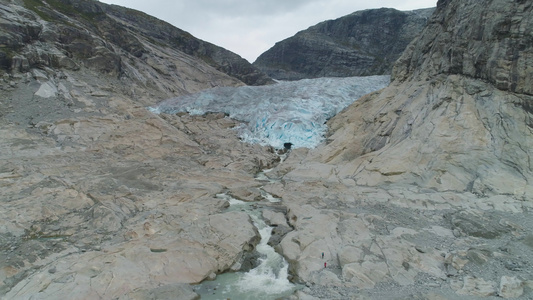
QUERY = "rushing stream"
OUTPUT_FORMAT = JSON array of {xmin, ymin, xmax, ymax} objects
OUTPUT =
[
  {"xmin": 194, "ymin": 195, "xmax": 297, "ymax": 299},
  {"xmin": 194, "ymin": 164, "xmax": 298, "ymax": 299}
]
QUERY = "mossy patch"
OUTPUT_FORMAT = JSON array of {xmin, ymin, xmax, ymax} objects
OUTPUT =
[{"xmin": 22, "ymin": 0, "xmax": 54, "ymax": 22}]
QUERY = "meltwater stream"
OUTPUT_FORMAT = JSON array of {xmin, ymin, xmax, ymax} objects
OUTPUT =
[
  {"xmin": 150, "ymin": 77, "xmax": 390, "ymax": 296},
  {"xmin": 195, "ymin": 193, "xmax": 297, "ymax": 299}
]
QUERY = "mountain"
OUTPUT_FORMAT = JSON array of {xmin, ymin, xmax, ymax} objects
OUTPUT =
[
  {"xmin": 270, "ymin": 0, "xmax": 533, "ymax": 297},
  {"xmin": 1, "ymin": 0, "xmax": 278, "ymax": 298},
  {"xmin": 253, "ymin": 7, "xmax": 435, "ymax": 80},
  {"xmin": 1, "ymin": 0, "xmax": 533, "ymax": 299},
  {"xmin": 1, "ymin": 0, "xmax": 273, "ymax": 94},
  {"xmin": 306, "ymin": 0, "xmax": 533, "ymax": 197}
]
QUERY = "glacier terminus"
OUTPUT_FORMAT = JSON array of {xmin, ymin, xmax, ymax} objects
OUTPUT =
[{"xmin": 150, "ymin": 76, "xmax": 390, "ymax": 149}]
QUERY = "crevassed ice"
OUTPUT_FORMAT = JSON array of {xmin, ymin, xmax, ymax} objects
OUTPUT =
[{"xmin": 150, "ymin": 75, "xmax": 390, "ymax": 148}]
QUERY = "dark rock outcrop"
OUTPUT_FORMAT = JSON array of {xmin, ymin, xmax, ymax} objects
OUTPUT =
[
  {"xmin": 100, "ymin": 3, "xmax": 274, "ymax": 86},
  {"xmin": 253, "ymin": 7, "xmax": 434, "ymax": 80}
]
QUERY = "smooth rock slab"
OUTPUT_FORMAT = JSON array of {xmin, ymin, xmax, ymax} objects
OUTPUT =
[
  {"xmin": 342, "ymin": 261, "xmax": 388, "ymax": 289},
  {"xmin": 34, "ymin": 81, "xmax": 57, "ymax": 98},
  {"xmin": 499, "ymin": 276, "xmax": 524, "ymax": 299},
  {"xmin": 453, "ymin": 276, "xmax": 497, "ymax": 297}
]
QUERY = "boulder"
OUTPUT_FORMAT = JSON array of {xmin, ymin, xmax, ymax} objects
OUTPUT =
[
  {"xmin": 499, "ymin": 276, "xmax": 524, "ymax": 299},
  {"xmin": 263, "ymin": 209, "xmax": 289, "ymax": 227},
  {"xmin": 454, "ymin": 276, "xmax": 497, "ymax": 297},
  {"xmin": 449, "ymin": 211, "xmax": 509, "ymax": 239}
]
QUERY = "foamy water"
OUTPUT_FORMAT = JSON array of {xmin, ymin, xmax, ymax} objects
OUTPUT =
[{"xmin": 195, "ymin": 195, "xmax": 298, "ymax": 299}]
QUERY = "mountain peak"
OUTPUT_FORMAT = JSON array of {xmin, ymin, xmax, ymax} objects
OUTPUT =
[{"xmin": 253, "ymin": 7, "xmax": 435, "ymax": 80}]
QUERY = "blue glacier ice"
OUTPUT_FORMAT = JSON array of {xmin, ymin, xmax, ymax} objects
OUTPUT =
[{"xmin": 150, "ymin": 75, "xmax": 390, "ymax": 149}]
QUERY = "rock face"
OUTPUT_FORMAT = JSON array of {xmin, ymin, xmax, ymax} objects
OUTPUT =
[
  {"xmin": 282, "ymin": 0, "xmax": 533, "ymax": 199},
  {"xmin": 0, "ymin": 0, "xmax": 272, "ymax": 91},
  {"xmin": 0, "ymin": 0, "xmax": 277, "ymax": 298},
  {"xmin": 393, "ymin": 0, "xmax": 533, "ymax": 96},
  {"xmin": 263, "ymin": 0, "xmax": 533, "ymax": 298},
  {"xmin": 253, "ymin": 7, "xmax": 434, "ymax": 80}
]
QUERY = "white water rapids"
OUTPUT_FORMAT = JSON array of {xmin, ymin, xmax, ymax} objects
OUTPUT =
[{"xmin": 195, "ymin": 193, "xmax": 298, "ymax": 299}]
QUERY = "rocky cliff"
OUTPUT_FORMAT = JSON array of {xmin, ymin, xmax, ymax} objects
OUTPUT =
[
  {"xmin": 1, "ymin": 0, "xmax": 272, "ymax": 92},
  {"xmin": 269, "ymin": 0, "xmax": 533, "ymax": 298},
  {"xmin": 307, "ymin": 0, "xmax": 533, "ymax": 198},
  {"xmin": 0, "ymin": 0, "xmax": 278, "ymax": 298},
  {"xmin": 253, "ymin": 7, "xmax": 434, "ymax": 80}
]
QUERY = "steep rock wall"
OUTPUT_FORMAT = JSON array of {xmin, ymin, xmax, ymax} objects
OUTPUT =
[
  {"xmin": 0, "ymin": 0, "xmax": 272, "ymax": 101},
  {"xmin": 253, "ymin": 8, "xmax": 434, "ymax": 80},
  {"xmin": 394, "ymin": 0, "xmax": 533, "ymax": 95},
  {"xmin": 283, "ymin": 0, "xmax": 533, "ymax": 199}
]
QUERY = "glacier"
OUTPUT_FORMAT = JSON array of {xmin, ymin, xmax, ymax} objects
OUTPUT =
[{"xmin": 150, "ymin": 75, "xmax": 390, "ymax": 149}]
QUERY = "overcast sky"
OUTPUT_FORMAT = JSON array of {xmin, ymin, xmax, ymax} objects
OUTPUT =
[{"xmin": 99, "ymin": 0, "xmax": 436, "ymax": 63}]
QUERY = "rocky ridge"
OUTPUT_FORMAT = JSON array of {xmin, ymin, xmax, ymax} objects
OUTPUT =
[
  {"xmin": 253, "ymin": 7, "xmax": 434, "ymax": 80},
  {"xmin": 0, "ymin": 0, "xmax": 272, "ymax": 96}
]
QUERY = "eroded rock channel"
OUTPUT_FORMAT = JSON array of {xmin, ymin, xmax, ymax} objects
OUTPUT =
[{"xmin": 194, "ymin": 151, "xmax": 303, "ymax": 299}]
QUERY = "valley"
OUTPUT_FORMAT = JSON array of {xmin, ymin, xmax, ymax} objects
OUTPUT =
[{"xmin": 1, "ymin": 0, "xmax": 532, "ymax": 299}]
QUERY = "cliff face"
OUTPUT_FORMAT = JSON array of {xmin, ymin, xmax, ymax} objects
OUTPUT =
[
  {"xmin": 394, "ymin": 0, "xmax": 533, "ymax": 96},
  {"xmin": 266, "ymin": 0, "xmax": 533, "ymax": 296},
  {"xmin": 253, "ymin": 7, "xmax": 434, "ymax": 80},
  {"xmin": 0, "ymin": 0, "xmax": 273, "ymax": 93},
  {"xmin": 309, "ymin": 0, "xmax": 533, "ymax": 197}
]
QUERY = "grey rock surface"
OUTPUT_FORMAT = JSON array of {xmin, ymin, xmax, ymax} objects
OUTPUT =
[
  {"xmin": 0, "ymin": 0, "xmax": 272, "ymax": 89},
  {"xmin": 262, "ymin": 0, "xmax": 533, "ymax": 298},
  {"xmin": 1, "ymin": 0, "xmax": 533, "ymax": 299},
  {"xmin": 254, "ymin": 7, "xmax": 434, "ymax": 80},
  {"xmin": 0, "ymin": 1, "xmax": 277, "ymax": 298},
  {"xmin": 393, "ymin": 0, "xmax": 533, "ymax": 96},
  {"xmin": 289, "ymin": 0, "xmax": 533, "ymax": 199}
]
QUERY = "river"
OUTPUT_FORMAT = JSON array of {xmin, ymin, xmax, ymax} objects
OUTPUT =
[{"xmin": 194, "ymin": 162, "xmax": 299, "ymax": 299}]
